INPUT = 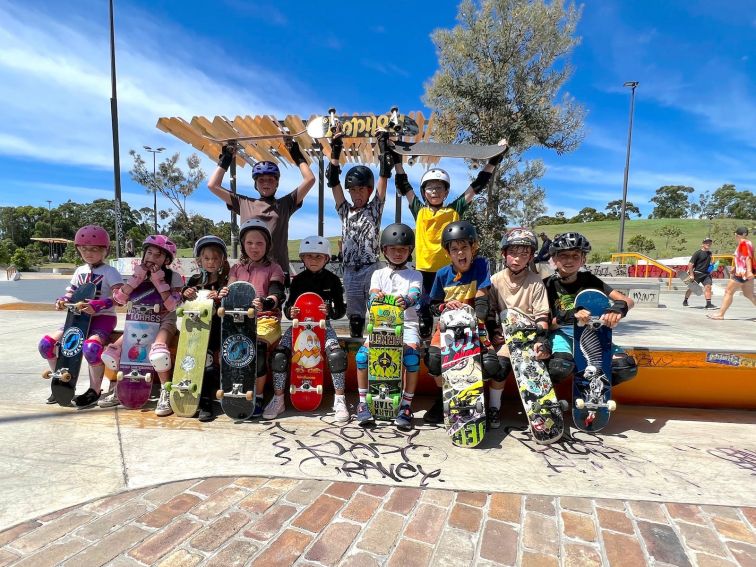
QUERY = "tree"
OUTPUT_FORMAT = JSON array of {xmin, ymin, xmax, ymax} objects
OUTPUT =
[
  {"xmin": 650, "ymin": 186, "xmax": 694, "ymax": 218},
  {"xmin": 165, "ymin": 214, "xmax": 216, "ymax": 250},
  {"xmin": 627, "ymin": 235, "xmax": 656, "ymax": 256},
  {"xmin": 423, "ymin": 0, "xmax": 585, "ymax": 259},
  {"xmin": 654, "ymin": 225, "xmax": 687, "ymax": 254},
  {"xmin": 690, "ymin": 190, "xmax": 711, "ymax": 219},
  {"xmin": 605, "ymin": 199, "xmax": 640, "ymax": 220},
  {"xmin": 571, "ymin": 207, "xmax": 606, "ymax": 223},
  {"xmin": 709, "ymin": 222, "xmax": 740, "ymax": 254}
]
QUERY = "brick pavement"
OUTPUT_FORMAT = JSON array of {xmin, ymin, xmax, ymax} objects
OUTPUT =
[{"xmin": 1, "ymin": 477, "xmax": 754, "ymax": 566}]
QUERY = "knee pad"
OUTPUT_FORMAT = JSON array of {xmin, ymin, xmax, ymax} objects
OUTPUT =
[
  {"xmin": 149, "ymin": 342, "xmax": 172, "ymax": 372},
  {"xmin": 403, "ymin": 347, "xmax": 420, "ymax": 372},
  {"xmin": 326, "ymin": 344, "xmax": 348, "ymax": 374},
  {"xmin": 612, "ymin": 352, "xmax": 638, "ymax": 385},
  {"xmin": 271, "ymin": 346, "xmax": 290, "ymax": 374},
  {"xmin": 419, "ymin": 313, "xmax": 433, "ymax": 339},
  {"xmin": 101, "ymin": 343, "xmax": 122, "ymax": 371},
  {"xmin": 548, "ymin": 352, "xmax": 575, "ymax": 384},
  {"xmin": 349, "ymin": 315, "xmax": 365, "ymax": 338},
  {"xmin": 256, "ymin": 342, "xmax": 268, "ymax": 377},
  {"xmin": 482, "ymin": 351, "xmax": 504, "ymax": 381},
  {"xmin": 492, "ymin": 356, "xmax": 512, "ymax": 383},
  {"xmin": 38, "ymin": 335, "xmax": 58, "ymax": 360},
  {"xmin": 356, "ymin": 345, "xmax": 369, "ymax": 370},
  {"xmin": 83, "ymin": 339, "xmax": 104, "ymax": 365},
  {"xmin": 426, "ymin": 346, "xmax": 442, "ymax": 376}
]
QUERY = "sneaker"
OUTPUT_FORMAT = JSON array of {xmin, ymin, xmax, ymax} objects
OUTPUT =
[
  {"xmin": 705, "ymin": 303, "xmax": 718, "ymax": 310},
  {"xmin": 198, "ymin": 406, "xmax": 214, "ymax": 422},
  {"xmin": 98, "ymin": 389, "xmax": 121, "ymax": 408},
  {"xmin": 333, "ymin": 396, "xmax": 350, "ymax": 423},
  {"xmin": 155, "ymin": 387, "xmax": 173, "ymax": 417},
  {"xmin": 251, "ymin": 398, "xmax": 264, "ymax": 419},
  {"xmin": 74, "ymin": 388, "xmax": 100, "ymax": 409},
  {"xmin": 488, "ymin": 406, "xmax": 501, "ymax": 429},
  {"xmin": 262, "ymin": 395, "xmax": 285, "ymax": 420},
  {"xmin": 356, "ymin": 402, "xmax": 374, "ymax": 425},
  {"xmin": 46, "ymin": 393, "xmax": 57, "ymax": 405},
  {"xmin": 394, "ymin": 404, "xmax": 413, "ymax": 430},
  {"xmin": 423, "ymin": 395, "xmax": 445, "ymax": 424},
  {"xmin": 682, "ymin": 299, "xmax": 689, "ymax": 307}
]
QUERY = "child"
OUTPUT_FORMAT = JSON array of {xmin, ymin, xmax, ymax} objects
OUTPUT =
[
  {"xmin": 355, "ymin": 224, "xmax": 423, "ymax": 429},
  {"xmin": 222, "ymin": 218, "xmax": 286, "ymax": 418},
  {"xmin": 394, "ymin": 154, "xmax": 503, "ymax": 338},
  {"xmin": 208, "ymin": 140, "xmax": 314, "ymax": 281},
  {"xmin": 100, "ymin": 235, "xmax": 183, "ymax": 416},
  {"xmin": 424, "ymin": 221, "xmax": 503, "ymax": 424},
  {"xmin": 39, "ymin": 225, "xmax": 123, "ymax": 408},
  {"xmin": 486, "ymin": 228, "xmax": 551, "ymax": 429},
  {"xmin": 543, "ymin": 232, "xmax": 638, "ymax": 386},
  {"xmin": 265, "ymin": 235, "xmax": 349, "ymax": 422},
  {"xmin": 181, "ymin": 235, "xmax": 230, "ymax": 422},
  {"xmin": 326, "ymin": 129, "xmax": 391, "ymax": 337}
]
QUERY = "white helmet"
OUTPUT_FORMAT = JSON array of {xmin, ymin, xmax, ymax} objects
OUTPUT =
[
  {"xmin": 420, "ymin": 168, "xmax": 450, "ymax": 190},
  {"xmin": 299, "ymin": 235, "xmax": 331, "ymax": 257}
]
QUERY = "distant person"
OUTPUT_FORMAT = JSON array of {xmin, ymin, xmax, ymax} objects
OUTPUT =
[
  {"xmin": 683, "ymin": 238, "xmax": 716, "ymax": 309},
  {"xmin": 707, "ymin": 227, "xmax": 755, "ymax": 320},
  {"xmin": 535, "ymin": 232, "xmax": 552, "ymax": 263},
  {"xmin": 124, "ymin": 238, "xmax": 135, "ymax": 258}
]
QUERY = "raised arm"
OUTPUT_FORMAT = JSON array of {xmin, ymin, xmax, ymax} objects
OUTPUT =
[
  {"xmin": 287, "ymin": 139, "xmax": 316, "ymax": 205},
  {"xmin": 326, "ymin": 133, "xmax": 346, "ymax": 208},
  {"xmin": 462, "ymin": 141, "xmax": 508, "ymax": 203}
]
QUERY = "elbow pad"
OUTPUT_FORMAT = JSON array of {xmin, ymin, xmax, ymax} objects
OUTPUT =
[
  {"xmin": 395, "ymin": 173, "xmax": 413, "ymax": 196},
  {"xmin": 471, "ymin": 170, "xmax": 493, "ymax": 194},
  {"xmin": 606, "ymin": 299, "xmax": 629, "ymax": 318},
  {"xmin": 326, "ymin": 163, "xmax": 341, "ymax": 188},
  {"xmin": 474, "ymin": 295, "xmax": 489, "ymax": 321}
]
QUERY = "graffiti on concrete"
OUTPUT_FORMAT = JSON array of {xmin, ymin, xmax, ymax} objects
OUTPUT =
[
  {"xmin": 585, "ymin": 264, "xmax": 629, "ymax": 278},
  {"xmin": 708, "ymin": 448, "xmax": 756, "ymax": 476}
]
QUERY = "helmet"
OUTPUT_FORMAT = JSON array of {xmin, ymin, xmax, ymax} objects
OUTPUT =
[
  {"xmin": 549, "ymin": 232, "xmax": 592, "ymax": 255},
  {"xmin": 75, "ymin": 225, "xmax": 110, "ymax": 248},
  {"xmin": 299, "ymin": 235, "xmax": 331, "ymax": 257},
  {"xmin": 380, "ymin": 223, "xmax": 415, "ymax": 248},
  {"xmin": 442, "ymin": 221, "xmax": 478, "ymax": 249},
  {"xmin": 193, "ymin": 235, "xmax": 227, "ymax": 258},
  {"xmin": 143, "ymin": 234, "xmax": 177, "ymax": 262},
  {"xmin": 239, "ymin": 218, "xmax": 271, "ymax": 243},
  {"xmin": 252, "ymin": 161, "xmax": 280, "ymax": 180},
  {"xmin": 420, "ymin": 168, "xmax": 450, "ymax": 196},
  {"xmin": 500, "ymin": 228, "xmax": 538, "ymax": 251},
  {"xmin": 344, "ymin": 165, "xmax": 375, "ymax": 191}
]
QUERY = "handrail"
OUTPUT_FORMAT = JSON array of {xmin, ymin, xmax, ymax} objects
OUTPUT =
[{"xmin": 611, "ymin": 253, "xmax": 674, "ymax": 290}]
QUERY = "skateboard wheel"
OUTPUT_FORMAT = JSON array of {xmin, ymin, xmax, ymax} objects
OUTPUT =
[
  {"xmin": 318, "ymin": 319, "xmax": 326, "ymax": 329},
  {"xmin": 191, "ymin": 383, "xmax": 198, "ymax": 394},
  {"xmin": 126, "ymin": 301, "xmax": 133, "ymax": 311},
  {"xmin": 245, "ymin": 390, "xmax": 254, "ymax": 401},
  {"xmin": 144, "ymin": 373, "xmax": 152, "ymax": 383},
  {"xmin": 392, "ymin": 394, "xmax": 400, "ymax": 410},
  {"xmin": 394, "ymin": 325, "xmax": 402, "ymax": 336},
  {"xmin": 247, "ymin": 308, "xmax": 255, "ymax": 318},
  {"xmin": 116, "ymin": 371, "xmax": 124, "ymax": 382},
  {"xmin": 289, "ymin": 384, "xmax": 296, "ymax": 395},
  {"xmin": 559, "ymin": 400, "xmax": 569, "ymax": 411},
  {"xmin": 575, "ymin": 398, "xmax": 585, "ymax": 409},
  {"xmin": 366, "ymin": 323, "xmax": 373, "ymax": 334},
  {"xmin": 152, "ymin": 304, "xmax": 160, "ymax": 313},
  {"xmin": 475, "ymin": 399, "xmax": 484, "ymax": 413},
  {"xmin": 365, "ymin": 393, "xmax": 373, "ymax": 407},
  {"xmin": 176, "ymin": 308, "xmax": 184, "ymax": 317},
  {"xmin": 316, "ymin": 385, "xmax": 323, "ymax": 396},
  {"xmin": 42, "ymin": 370, "xmax": 52, "ymax": 379},
  {"xmin": 217, "ymin": 307, "xmax": 225, "ymax": 317},
  {"xmin": 61, "ymin": 372, "xmax": 71, "ymax": 383},
  {"xmin": 164, "ymin": 382, "xmax": 172, "ymax": 392},
  {"xmin": 607, "ymin": 400, "xmax": 617, "ymax": 411},
  {"xmin": 216, "ymin": 389, "xmax": 224, "ymax": 400},
  {"xmin": 443, "ymin": 400, "xmax": 450, "ymax": 415},
  {"xmin": 292, "ymin": 318, "xmax": 299, "ymax": 328},
  {"xmin": 201, "ymin": 309, "xmax": 208, "ymax": 317}
]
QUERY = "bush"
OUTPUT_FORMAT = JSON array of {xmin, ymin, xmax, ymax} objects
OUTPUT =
[
  {"xmin": 10, "ymin": 249, "xmax": 29, "ymax": 271},
  {"xmin": 627, "ymin": 235, "xmax": 656, "ymax": 256}
]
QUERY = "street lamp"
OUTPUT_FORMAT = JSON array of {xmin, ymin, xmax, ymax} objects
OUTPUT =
[
  {"xmin": 143, "ymin": 146, "xmax": 165, "ymax": 233},
  {"xmin": 617, "ymin": 81, "xmax": 639, "ymax": 253},
  {"xmin": 46, "ymin": 200, "xmax": 53, "ymax": 261}
]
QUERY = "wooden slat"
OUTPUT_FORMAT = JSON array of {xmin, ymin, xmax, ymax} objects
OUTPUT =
[{"xmin": 192, "ymin": 116, "xmax": 247, "ymax": 168}]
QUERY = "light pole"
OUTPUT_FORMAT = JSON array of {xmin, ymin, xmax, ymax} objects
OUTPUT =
[
  {"xmin": 143, "ymin": 146, "xmax": 165, "ymax": 233},
  {"xmin": 46, "ymin": 200, "xmax": 53, "ymax": 261},
  {"xmin": 617, "ymin": 81, "xmax": 639, "ymax": 253}
]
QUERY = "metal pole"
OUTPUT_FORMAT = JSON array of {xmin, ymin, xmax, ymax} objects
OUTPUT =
[
  {"xmin": 318, "ymin": 148, "xmax": 325, "ymax": 237},
  {"xmin": 230, "ymin": 159, "xmax": 238, "ymax": 259},
  {"xmin": 143, "ymin": 146, "xmax": 165, "ymax": 233},
  {"xmin": 46, "ymin": 200, "xmax": 52, "ymax": 261},
  {"xmin": 618, "ymin": 81, "xmax": 639, "ymax": 253},
  {"xmin": 109, "ymin": 0, "xmax": 122, "ymax": 258}
]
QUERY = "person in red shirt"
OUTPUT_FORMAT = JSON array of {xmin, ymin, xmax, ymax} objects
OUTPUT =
[{"xmin": 708, "ymin": 227, "xmax": 756, "ymax": 320}]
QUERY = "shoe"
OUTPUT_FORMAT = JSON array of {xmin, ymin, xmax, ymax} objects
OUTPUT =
[
  {"xmin": 198, "ymin": 406, "xmax": 214, "ymax": 422},
  {"xmin": 682, "ymin": 300, "xmax": 689, "ymax": 307},
  {"xmin": 705, "ymin": 303, "xmax": 718, "ymax": 310},
  {"xmin": 488, "ymin": 406, "xmax": 501, "ymax": 429},
  {"xmin": 356, "ymin": 402, "xmax": 374, "ymax": 425},
  {"xmin": 394, "ymin": 404, "xmax": 413, "ymax": 430},
  {"xmin": 98, "ymin": 389, "xmax": 121, "ymax": 408},
  {"xmin": 262, "ymin": 395, "xmax": 285, "ymax": 419},
  {"xmin": 423, "ymin": 395, "xmax": 445, "ymax": 424},
  {"xmin": 333, "ymin": 396, "xmax": 350, "ymax": 423},
  {"xmin": 46, "ymin": 393, "xmax": 57, "ymax": 405},
  {"xmin": 251, "ymin": 398, "xmax": 264, "ymax": 419},
  {"xmin": 155, "ymin": 387, "xmax": 173, "ymax": 417},
  {"xmin": 74, "ymin": 388, "xmax": 100, "ymax": 409}
]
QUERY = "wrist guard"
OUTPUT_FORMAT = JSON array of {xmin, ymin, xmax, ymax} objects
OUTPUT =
[
  {"xmin": 287, "ymin": 140, "xmax": 307, "ymax": 166},
  {"xmin": 88, "ymin": 298, "xmax": 113, "ymax": 313},
  {"xmin": 488, "ymin": 152, "xmax": 504, "ymax": 167},
  {"xmin": 330, "ymin": 138, "xmax": 343, "ymax": 160},
  {"xmin": 262, "ymin": 297, "xmax": 276, "ymax": 311},
  {"xmin": 430, "ymin": 302, "xmax": 446, "ymax": 317},
  {"xmin": 395, "ymin": 173, "xmax": 413, "ymax": 196},
  {"xmin": 217, "ymin": 145, "xmax": 234, "ymax": 170},
  {"xmin": 113, "ymin": 287, "xmax": 130, "ymax": 305},
  {"xmin": 379, "ymin": 151, "xmax": 393, "ymax": 179},
  {"xmin": 326, "ymin": 163, "xmax": 341, "ymax": 188},
  {"xmin": 164, "ymin": 291, "xmax": 181, "ymax": 311},
  {"xmin": 57, "ymin": 294, "xmax": 72, "ymax": 305},
  {"xmin": 474, "ymin": 295, "xmax": 489, "ymax": 321},
  {"xmin": 471, "ymin": 170, "xmax": 493, "ymax": 194},
  {"xmin": 606, "ymin": 299, "xmax": 629, "ymax": 318}
]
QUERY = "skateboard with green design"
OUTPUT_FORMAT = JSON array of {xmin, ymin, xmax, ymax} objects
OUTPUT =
[{"xmin": 366, "ymin": 295, "xmax": 404, "ymax": 420}]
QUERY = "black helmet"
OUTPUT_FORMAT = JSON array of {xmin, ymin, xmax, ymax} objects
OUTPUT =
[
  {"xmin": 193, "ymin": 235, "xmax": 228, "ymax": 258},
  {"xmin": 500, "ymin": 228, "xmax": 538, "ymax": 251},
  {"xmin": 380, "ymin": 223, "xmax": 415, "ymax": 248},
  {"xmin": 442, "ymin": 221, "xmax": 478, "ymax": 249},
  {"xmin": 344, "ymin": 165, "xmax": 375, "ymax": 190},
  {"xmin": 549, "ymin": 232, "xmax": 591, "ymax": 255}
]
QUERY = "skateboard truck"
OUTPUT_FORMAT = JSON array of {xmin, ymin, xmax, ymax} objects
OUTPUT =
[
  {"xmin": 216, "ymin": 306, "xmax": 255, "ymax": 321},
  {"xmin": 117, "ymin": 370, "xmax": 152, "ymax": 383},
  {"xmin": 216, "ymin": 383, "xmax": 254, "ymax": 401}
]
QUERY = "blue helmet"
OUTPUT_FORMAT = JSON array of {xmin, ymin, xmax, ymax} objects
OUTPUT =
[{"xmin": 252, "ymin": 161, "xmax": 280, "ymax": 180}]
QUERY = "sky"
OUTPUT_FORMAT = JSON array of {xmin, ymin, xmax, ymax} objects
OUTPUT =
[{"xmin": 0, "ymin": 0, "xmax": 754, "ymax": 239}]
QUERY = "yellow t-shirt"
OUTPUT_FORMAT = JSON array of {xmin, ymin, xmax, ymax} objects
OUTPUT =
[{"xmin": 410, "ymin": 194, "xmax": 469, "ymax": 272}]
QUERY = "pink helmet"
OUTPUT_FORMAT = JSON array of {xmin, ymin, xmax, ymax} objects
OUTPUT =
[
  {"xmin": 143, "ymin": 234, "xmax": 177, "ymax": 262},
  {"xmin": 75, "ymin": 225, "xmax": 110, "ymax": 248}
]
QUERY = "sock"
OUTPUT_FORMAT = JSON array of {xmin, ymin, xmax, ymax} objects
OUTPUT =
[
  {"xmin": 358, "ymin": 388, "xmax": 368, "ymax": 403},
  {"xmin": 489, "ymin": 388, "xmax": 503, "ymax": 409},
  {"xmin": 401, "ymin": 391, "xmax": 414, "ymax": 407}
]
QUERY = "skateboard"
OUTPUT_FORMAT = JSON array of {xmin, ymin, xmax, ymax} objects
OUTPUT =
[
  {"xmin": 43, "ymin": 282, "xmax": 97, "ymax": 407},
  {"xmin": 168, "ymin": 290, "xmax": 214, "ymax": 417},
  {"xmin": 504, "ymin": 308, "xmax": 566, "ymax": 444},
  {"xmin": 116, "ymin": 282, "xmax": 162, "ymax": 409},
  {"xmin": 306, "ymin": 107, "xmax": 420, "ymax": 139},
  {"xmin": 217, "ymin": 281, "xmax": 257, "ymax": 420},
  {"xmin": 391, "ymin": 139, "xmax": 508, "ymax": 164},
  {"xmin": 439, "ymin": 305, "xmax": 486, "ymax": 448},
  {"xmin": 289, "ymin": 292, "xmax": 326, "ymax": 412},
  {"xmin": 366, "ymin": 295, "xmax": 404, "ymax": 420},
  {"xmin": 202, "ymin": 130, "xmax": 306, "ymax": 144},
  {"xmin": 676, "ymin": 270, "xmax": 703, "ymax": 296},
  {"xmin": 572, "ymin": 289, "xmax": 617, "ymax": 431}
]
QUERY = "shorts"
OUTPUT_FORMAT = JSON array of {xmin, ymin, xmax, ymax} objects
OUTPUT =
[
  {"xmin": 732, "ymin": 276, "xmax": 749, "ymax": 284},
  {"xmin": 550, "ymin": 328, "xmax": 624, "ymax": 356},
  {"xmin": 60, "ymin": 314, "xmax": 118, "ymax": 342},
  {"xmin": 257, "ymin": 315, "xmax": 282, "ymax": 345},
  {"xmin": 694, "ymin": 274, "xmax": 712, "ymax": 286}
]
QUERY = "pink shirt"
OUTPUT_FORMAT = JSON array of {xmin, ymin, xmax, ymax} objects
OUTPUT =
[
  {"xmin": 735, "ymin": 239, "xmax": 754, "ymax": 277},
  {"xmin": 229, "ymin": 261, "xmax": 285, "ymax": 297}
]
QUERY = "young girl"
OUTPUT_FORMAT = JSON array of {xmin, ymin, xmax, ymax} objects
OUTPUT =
[
  {"xmin": 223, "ymin": 218, "xmax": 286, "ymax": 418},
  {"xmin": 182, "ymin": 235, "xmax": 230, "ymax": 421},
  {"xmin": 40, "ymin": 225, "xmax": 123, "ymax": 408},
  {"xmin": 100, "ymin": 235, "xmax": 183, "ymax": 416}
]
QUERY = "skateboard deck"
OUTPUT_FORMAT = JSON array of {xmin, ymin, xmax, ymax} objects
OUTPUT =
[
  {"xmin": 676, "ymin": 270, "xmax": 703, "ymax": 296},
  {"xmin": 504, "ymin": 308, "xmax": 565, "ymax": 444},
  {"xmin": 573, "ymin": 290, "xmax": 616, "ymax": 431},
  {"xmin": 306, "ymin": 107, "xmax": 419, "ymax": 139},
  {"xmin": 202, "ymin": 130, "xmax": 305, "ymax": 144},
  {"xmin": 217, "ymin": 281, "xmax": 257, "ymax": 420},
  {"xmin": 168, "ymin": 291, "xmax": 214, "ymax": 417},
  {"xmin": 289, "ymin": 292, "xmax": 326, "ymax": 412},
  {"xmin": 392, "ymin": 139, "xmax": 508, "ymax": 162},
  {"xmin": 366, "ymin": 295, "xmax": 404, "ymax": 420},
  {"xmin": 439, "ymin": 305, "xmax": 486, "ymax": 448},
  {"xmin": 44, "ymin": 282, "xmax": 97, "ymax": 407},
  {"xmin": 117, "ymin": 282, "xmax": 162, "ymax": 409}
]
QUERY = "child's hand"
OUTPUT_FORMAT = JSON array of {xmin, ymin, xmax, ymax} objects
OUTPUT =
[
  {"xmin": 183, "ymin": 287, "xmax": 198, "ymax": 300},
  {"xmin": 218, "ymin": 287, "xmax": 229, "ymax": 298},
  {"xmin": 534, "ymin": 342, "xmax": 550, "ymax": 360},
  {"xmin": 446, "ymin": 300, "xmax": 464, "ymax": 311},
  {"xmin": 79, "ymin": 303, "xmax": 96, "ymax": 316},
  {"xmin": 600, "ymin": 311, "xmax": 621, "ymax": 329},
  {"xmin": 132, "ymin": 264, "xmax": 149, "ymax": 280},
  {"xmin": 55, "ymin": 299, "xmax": 67, "ymax": 310},
  {"xmin": 252, "ymin": 297, "xmax": 263, "ymax": 311},
  {"xmin": 395, "ymin": 296, "xmax": 406, "ymax": 309},
  {"xmin": 290, "ymin": 306, "xmax": 301, "ymax": 318},
  {"xmin": 207, "ymin": 290, "xmax": 218, "ymax": 300},
  {"xmin": 574, "ymin": 308, "xmax": 592, "ymax": 326}
]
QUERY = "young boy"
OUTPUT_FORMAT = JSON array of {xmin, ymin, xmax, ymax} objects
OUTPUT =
[
  {"xmin": 684, "ymin": 238, "xmax": 716, "ymax": 309},
  {"xmin": 355, "ymin": 224, "xmax": 423, "ymax": 429},
  {"xmin": 708, "ymin": 226, "xmax": 756, "ymax": 319},
  {"xmin": 424, "ymin": 221, "xmax": 503, "ymax": 423},
  {"xmin": 486, "ymin": 228, "xmax": 551, "ymax": 429},
  {"xmin": 327, "ymin": 130, "xmax": 391, "ymax": 337},
  {"xmin": 543, "ymin": 232, "xmax": 638, "ymax": 386},
  {"xmin": 394, "ymin": 154, "xmax": 503, "ymax": 338},
  {"xmin": 208, "ymin": 139, "xmax": 314, "ymax": 281}
]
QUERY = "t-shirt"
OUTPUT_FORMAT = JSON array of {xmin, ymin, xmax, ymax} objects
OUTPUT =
[
  {"xmin": 229, "ymin": 190, "xmax": 301, "ymax": 271},
  {"xmin": 689, "ymin": 249, "xmax": 712, "ymax": 276},
  {"xmin": 544, "ymin": 271, "xmax": 614, "ymax": 328},
  {"xmin": 409, "ymin": 194, "xmax": 469, "ymax": 272},
  {"xmin": 337, "ymin": 195, "xmax": 385, "ymax": 267},
  {"xmin": 430, "ymin": 256, "xmax": 491, "ymax": 305},
  {"xmin": 229, "ymin": 261, "xmax": 285, "ymax": 298},
  {"xmin": 735, "ymin": 239, "xmax": 754, "ymax": 278},
  {"xmin": 66, "ymin": 264, "xmax": 123, "ymax": 316},
  {"xmin": 370, "ymin": 266, "xmax": 423, "ymax": 325}
]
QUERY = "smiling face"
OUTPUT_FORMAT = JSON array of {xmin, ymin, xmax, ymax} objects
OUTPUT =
[
  {"xmin": 446, "ymin": 240, "xmax": 475, "ymax": 273},
  {"xmin": 423, "ymin": 180, "xmax": 449, "ymax": 206},
  {"xmin": 143, "ymin": 245, "xmax": 168, "ymax": 270},
  {"xmin": 242, "ymin": 229, "xmax": 268, "ymax": 262},
  {"xmin": 255, "ymin": 174, "xmax": 279, "ymax": 197},
  {"xmin": 77, "ymin": 245, "xmax": 107, "ymax": 265},
  {"xmin": 504, "ymin": 245, "xmax": 533, "ymax": 272},
  {"xmin": 552, "ymin": 249, "xmax": 585, "ymax": 277}
]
